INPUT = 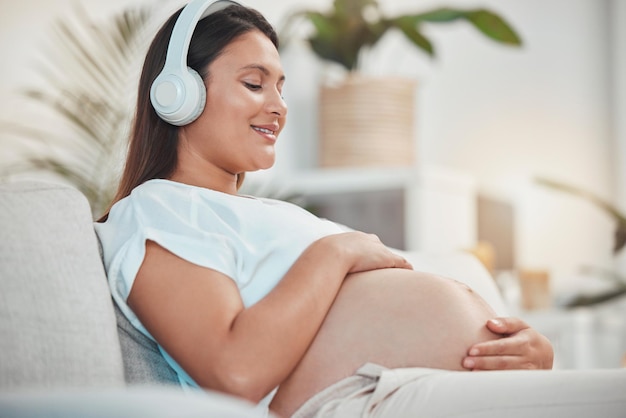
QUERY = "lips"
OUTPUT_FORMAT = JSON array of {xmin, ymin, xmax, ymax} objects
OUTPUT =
[
  {"xmin": 252, "ymin": 126, "xmax": 275, "ymax": 135},
  {"xmin": 251, "ymin": 124, "xmax": 279, "ymax": 136}
]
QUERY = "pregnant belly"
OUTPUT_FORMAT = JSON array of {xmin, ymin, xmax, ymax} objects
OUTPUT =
[{"xmin": 269, "ymin": 268, "xmax": 500, "ymax": 417}]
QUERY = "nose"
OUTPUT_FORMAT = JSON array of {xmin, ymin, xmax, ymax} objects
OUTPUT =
[{"xmin": 267, "ymin": 89, "xmax": 287, "ymax": 117}]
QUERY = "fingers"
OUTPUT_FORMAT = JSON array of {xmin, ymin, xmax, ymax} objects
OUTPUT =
[
  {"xmin": 338, "ymin": 232, "xmax": 413, "ymax": 272},
  {"xmin": 464, "ymin": 334, "xmax": 533, "ymax": 370},
  {"xmin": 394, "ymin": 255, "xmax": 413, "ymax": 270},
  {"xmin": 375, "ymin": 251, "xmax": 412, "ymax": 270},
  {"xmin": 465, "ymin": 327, "xmax": 555, "ymax": 370},
  {"xmin": 399, "ymin": 260, "xmax": 413, "ymax": 270},
  {"xmin": 486, "ymin": 316, "xmax": 529, "ymax": 335},
  {"xmin": 463, "ymin": 354, "xmax": 536, "ymax": 371},
  {"xmin": 356, "ymin": 232, "xmax": 413, "ymax": 270},
  {"xmin": 468, "ymin": 334, "xmax": 528, "ymax": 357}
]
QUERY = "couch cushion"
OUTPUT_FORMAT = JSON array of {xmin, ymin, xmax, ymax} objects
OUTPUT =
[
  {"xmin": 0, "ymin": 181, "xmax": 125, "ymax": 388},
  {"xmin": 113, "ymin": 302, "xmax": 179, "ymax": 385}
]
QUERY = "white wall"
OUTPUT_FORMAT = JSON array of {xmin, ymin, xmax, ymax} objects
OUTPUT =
[{"xmin": 0, "ymin": 0, "xmax": 621, "ymax": 293}]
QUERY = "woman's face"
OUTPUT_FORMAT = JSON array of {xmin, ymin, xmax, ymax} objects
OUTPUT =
[{"xmin": 179, "ymin": 29, "xmax": 287, "ymax": 177}]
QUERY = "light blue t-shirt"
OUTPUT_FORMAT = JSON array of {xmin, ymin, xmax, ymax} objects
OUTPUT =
[{"xmin": 94, "ymin": 179, "xmax": 344, "ymax": 404}]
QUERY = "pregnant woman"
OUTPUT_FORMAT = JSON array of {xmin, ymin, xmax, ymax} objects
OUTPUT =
[{"xmin": 96, "ymin": 2, "xmax": 624, "ymax": 417}]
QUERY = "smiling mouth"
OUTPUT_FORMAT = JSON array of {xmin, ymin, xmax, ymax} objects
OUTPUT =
[{"xmin": 251, "ymin": 126, "xmax": 276, "ymax": 135}]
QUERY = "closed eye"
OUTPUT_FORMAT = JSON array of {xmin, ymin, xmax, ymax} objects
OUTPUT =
[{"xmin": 244, "ymin": 82, "xmax": 262, "ymax": 91}]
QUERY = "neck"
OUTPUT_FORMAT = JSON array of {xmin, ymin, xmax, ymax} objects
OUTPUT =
[
  {"xmin": 169, "ymin": 155, "xmax": 239, "ymax": 195},
  {"xmin": 170, "ymin": 134, "xmax": 241, "ymax": 194}
]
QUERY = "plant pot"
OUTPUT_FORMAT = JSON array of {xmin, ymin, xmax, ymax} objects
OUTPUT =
[{"xmin": 318, "ymin": 75, "xmax": 417, "ymax": 167}]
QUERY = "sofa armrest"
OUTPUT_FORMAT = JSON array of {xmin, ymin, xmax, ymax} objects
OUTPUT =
[{"xmin": 0, "ymin": 386, "xmax": 276, "ymax": 418}]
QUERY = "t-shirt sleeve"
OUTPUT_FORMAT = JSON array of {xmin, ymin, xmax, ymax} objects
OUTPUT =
[{"xmin": 96, "ymin": 186, "xmax": 241, "ymax": 334}]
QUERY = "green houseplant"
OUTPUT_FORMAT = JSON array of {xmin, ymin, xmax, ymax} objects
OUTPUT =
[
  {"xmin": 279, "ymin": 0, "xmax": 522, "ymax": 167},
  {"xmin": 280, "ymin": 0, "xmax": 522, "ymax": 72}
]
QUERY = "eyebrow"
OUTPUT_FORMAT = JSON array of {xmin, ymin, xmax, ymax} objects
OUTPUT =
[{"xmin": 239, "ymin": 64, "xmax": 286, "ymax": 82}]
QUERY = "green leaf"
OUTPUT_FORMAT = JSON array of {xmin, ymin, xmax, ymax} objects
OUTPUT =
[
  {"xmin": 393, "ymin": 17, "xmax": 434, "ymax": 56},
  {"xmin": 306, "ymin": 12, "xmax": 340, "ymax": 43},
  {"xmin": 393, "ymin": 8, "xmax": 521, "ymax": 48},
  {"xmin": 615, "ymin": 223, "xmax": 626, "ymax": 253},
  {"xmin": 465, "ymin": 10, "xmax": 522, "ymax": 46},
  {"xmin": 309, "ymin": 37, "xmax": 350, "ymax": 69},
  {"xmin": 408, "ymin": 8, "xmax": 466, "ymax": 23}
]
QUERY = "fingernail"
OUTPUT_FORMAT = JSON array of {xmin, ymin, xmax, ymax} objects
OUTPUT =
[
  {"xmin": 489, "ymin": 319, "xmax": 502, "ymax": 326},
  {"xmin": 469, "ymin": 348, "xmax": 479, "ymax": 356},
  {"xmin": 464, "ymin": 358, "xmax": 475, "ymax": 368}
]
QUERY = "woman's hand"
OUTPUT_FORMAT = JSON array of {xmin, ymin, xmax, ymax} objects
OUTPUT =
[
  {"xmin": 463, "ymin": 317, "xmax": 554, "ymax": 370},
  {"xmin": 322, "ymin": 232, "xmax": 413, "ymax": 274}
]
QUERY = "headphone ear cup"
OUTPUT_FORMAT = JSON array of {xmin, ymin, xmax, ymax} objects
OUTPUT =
[
  {"xmin": 177, "ymin": 67, "xmax": 207, "ymax": 126},
  {"xmin": 150, "ymin": 67, "xmax": 206, "ymax": 126}
]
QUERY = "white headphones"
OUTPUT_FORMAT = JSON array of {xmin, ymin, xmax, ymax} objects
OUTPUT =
[{"xmin": 150, "ymin": 0, "xmax": 241, "ymax": 126}]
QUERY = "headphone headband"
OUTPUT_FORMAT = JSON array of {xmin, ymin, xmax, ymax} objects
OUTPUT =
[
  {"xmin": 164, "ymin": 0, "xmax": 240, "ymax": 74},
  {"xmin": 150, "ymin": 0, "xmax": 241, "ymax": 126}
]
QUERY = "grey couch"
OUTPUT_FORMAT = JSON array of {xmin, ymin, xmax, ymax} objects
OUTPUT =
[{"xmin": 0, "ymin": 181, "xmax": 269, "ymax": 417}]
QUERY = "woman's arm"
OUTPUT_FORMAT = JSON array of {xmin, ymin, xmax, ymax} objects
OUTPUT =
[
  {"xmin": 128, "ymin": 232, "xmax": 411, "ymax": 403},
  {"xmin": 463, "ymin": 317, "xmax": 554, "ymax": 370}
]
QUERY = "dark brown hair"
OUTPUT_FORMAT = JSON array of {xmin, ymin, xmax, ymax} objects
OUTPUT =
[{"xmin": 98, "ymin": 4, "xmax": 278, "ymax": 221}]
